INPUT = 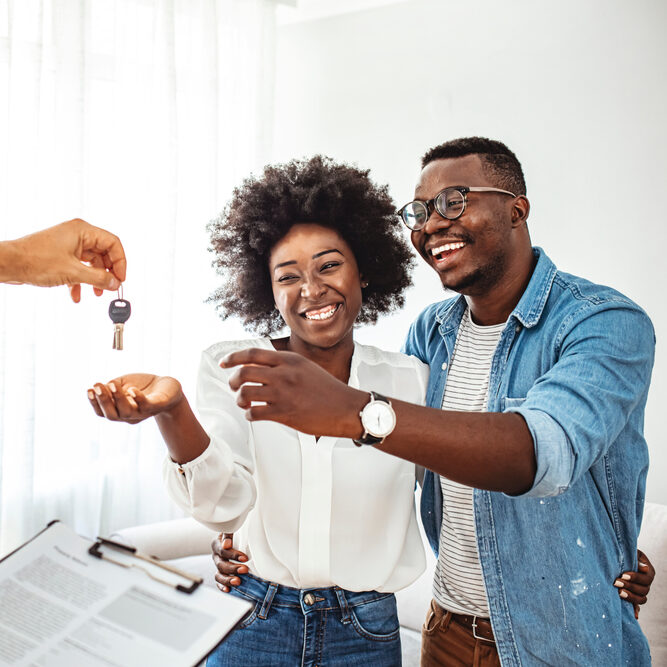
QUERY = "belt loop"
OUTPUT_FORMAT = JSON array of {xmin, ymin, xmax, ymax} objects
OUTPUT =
[
  {"xmin": 258, "ymin": 582, "xmax": 279, "ymax": 620},
  {"xmin": 334, "ymin": 587, "xmax": 352, "ymax": 624},
  {"xmin": 441, "ymin": 609, "xmax": 454, "ymax": 632}
]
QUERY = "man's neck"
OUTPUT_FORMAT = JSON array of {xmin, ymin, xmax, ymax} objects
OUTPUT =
[{"xmin": 466, "ymin": 246, "xmax": 536, "ymax": 326}]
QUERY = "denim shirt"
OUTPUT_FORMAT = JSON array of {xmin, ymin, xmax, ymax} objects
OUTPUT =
[{"xmin": 403, "ymin": 248, "xmax": 655, "ymax": 666}]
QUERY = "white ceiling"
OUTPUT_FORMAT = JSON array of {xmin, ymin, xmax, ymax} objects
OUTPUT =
[{"xmin": 276, "ymin": 0, "xmax": 409, "ymax": 24}]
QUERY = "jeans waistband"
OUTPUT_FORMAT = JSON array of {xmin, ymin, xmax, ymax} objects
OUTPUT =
[{"xmin": 232, "ymin": 573, "xmax": 394, "ymax": 620}]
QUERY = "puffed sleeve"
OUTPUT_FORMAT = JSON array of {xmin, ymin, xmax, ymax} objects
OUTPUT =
[{"xmin": 162, "ymin": 345, "xmax": 257, "ymax": 532}]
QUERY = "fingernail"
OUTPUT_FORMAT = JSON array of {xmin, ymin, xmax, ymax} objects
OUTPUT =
[
  {"xmin": 88, "ymin": 390, "xmax": 95, "ymax": 400},
  {"xmin": 239, "ymin": 555, "xmax": 247, "ymax": 562},
  {"xmin": 127, "ymin": 388, "xmax": 136, "ymax": 398},
  {"xmin": 109, "ymin": 383, "xmax": 117, "ymax": 393},
  {"xmin": 622, "ymin": 574, "xmax": 631, "ymax": 581},
  {"xmin": 619, "ymin": 590, "xmax": 628, "ymax": 598},
  {"xmin": 108, "ymin": 275, "xmax": 120, "ymax": 289},
  {"xmin": 638, "ymin": 561, "xmax": 648, "ymax": 568},
  {"xmin": 94, "ymin": 386, "xmax": 102, "ymax": 396},
  {"xmin": 614, "ymin": 580, "xmax": 624, "ymax": 588},
  {"xmin": 231, "ymin": 577, "xmax": 240, "ymax": 586}
]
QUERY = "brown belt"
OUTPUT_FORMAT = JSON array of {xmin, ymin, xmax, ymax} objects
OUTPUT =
[{"xmin": 449, "ymin": 612, "xmax": 495, "ymax": 643}]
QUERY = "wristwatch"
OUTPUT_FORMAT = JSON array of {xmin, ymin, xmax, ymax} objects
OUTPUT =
[{"xmin": 353, "ymin": 391, "xmax": 396, "ymax": 447}]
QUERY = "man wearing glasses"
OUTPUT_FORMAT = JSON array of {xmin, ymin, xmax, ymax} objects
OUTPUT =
[{"xmin": 222, "ymin": 137, "xmax": 654, "ymax": 665}]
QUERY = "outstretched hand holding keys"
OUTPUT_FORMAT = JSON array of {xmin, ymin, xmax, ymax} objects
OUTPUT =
[{"xmin": 0, "ymin": 218, "xmax": 126, "ymax": 302}]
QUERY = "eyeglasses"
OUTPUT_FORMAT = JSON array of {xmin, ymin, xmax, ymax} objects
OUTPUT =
[{"xmin": 397, "ymin": 186, "xmax": 516, "ymax": 231}]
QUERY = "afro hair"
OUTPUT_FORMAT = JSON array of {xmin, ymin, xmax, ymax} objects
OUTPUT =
[{"xmin": 207, "ymin": 155, "xmax": 415, "ymax": 335}]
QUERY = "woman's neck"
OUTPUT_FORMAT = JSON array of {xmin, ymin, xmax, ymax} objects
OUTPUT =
[{"xmin": 272, "ymin": 335, "xmax": 355, "ymax": 384}]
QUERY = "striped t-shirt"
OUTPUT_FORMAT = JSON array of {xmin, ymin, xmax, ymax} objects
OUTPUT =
[{"xmin": 432, "ymin": 307, "xmax": 505, "ymax": 617}]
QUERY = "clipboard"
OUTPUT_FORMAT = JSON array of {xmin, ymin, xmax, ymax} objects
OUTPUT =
[
  {"xmin": 0, "ymin": 520, "xmax": 252, "ymax": 666},
  {"xmin": 88, "ymin": 537, "xmax": 203, "ymax": 594}
]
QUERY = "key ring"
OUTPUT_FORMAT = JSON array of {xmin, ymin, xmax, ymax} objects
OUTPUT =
[{"xmin": 117, "ymin": 283, "xmax": 123, "ymax": 300}]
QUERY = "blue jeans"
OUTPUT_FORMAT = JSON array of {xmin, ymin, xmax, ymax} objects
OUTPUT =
[{"xmin": 206, "ymin": 573, "xmax": 402, "ymax": 667}]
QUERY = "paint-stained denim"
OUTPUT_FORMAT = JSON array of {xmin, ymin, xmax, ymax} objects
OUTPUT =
[
  {"xmin": 207, "ymin": 573, "xmax": 401, "ymax": 666},
  {"xmin": 404, "ymin": 247, "xmax": 654, "ymax": 666}
]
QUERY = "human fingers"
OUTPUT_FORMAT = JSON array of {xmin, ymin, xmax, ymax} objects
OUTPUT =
[
  {"xmin": 211, "ymin": 533, "xmax": 248, "ymax": 593},
  {"xmin": 221, "ymin": 535, "xmax": 249, "ymax": 564},
  {"xmin": 227, "ymin": 364, "xmax": 278, "ymax": 393},
  {"xmin": 220, "ymin": 347, "xmax": 287, "ymax": 370},
  {"xmin": 637, "ymin": 549, "xmax": 655, "ymax": 582},
  {"xmin": 126, "ymin": 386, "xmax": 151, "ymax": 412},
  {"xmin": 66, "ymin": 261, "xmax": 121, "ymax": 292},
  {"xmin": 241, "ymin": 403, "xmax": 277, "ymax": 423},
  {"xmin": 617, "ymin": 570, "xmax": 652, "ymax": 592},
  {"xmin": 617, "ymin": 549, "xmax": 655, "ymax": 608},
  {"xmin": 89, "ymin": 253, "xmax": 107, "ymax": 297},
  {"xmin": 69, "ymin": 283, "xmax": 82, "ymax": 303},
  {"xmin": 110, "ymin": 384, "xmax": 142, "ymax": 420},
  {"xmin": 615, "ymin": 581, "xmax": 648, "ymax": 608},
  {"xmin": 77, "ymin": 220, "xmax": 127, "ymax": 283},
  {"xmin": 212, "ymin": 553, "xmax": 248, "ymax": 576},
  {"xmin": 87, "ymin": 388, "xmax": 104, "ymax": 417},
  {"xmin": 614, "ymin": 573, "xmax": 649, "ymax": 608},
  {"xmin": 213, "ymin": 553, "xmax": 248, "ymax": 592},
  {"xmin": 67, "ymin": 236, "xmax": 103, "ymax": 298},
  {"xmin": 110, "ymin": 385, "xmax": 172, "ymax": 422},
  {"xmin": 90, "ymin": 383, "xmax": 120, "ymax": 421},
  {"xmin": 614, "ymin": 579, "xmax": 649, "ymax": 604},
  {"xmin": 211, "ymin": 533, "xmax": 249, "ymax": 563},
  {"xmin": 122, "ymin": 376, "xmax": 183, "ymax": 415},
  {"xmin": 235, "ymin": 383, "xmax": 273, "ymax": 409},
  {"xmin": 214, "ymin": 568, "xmax": 241, "ymax": 593}
]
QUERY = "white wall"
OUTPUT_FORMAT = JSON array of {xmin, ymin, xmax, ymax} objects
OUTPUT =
[{"xmin": 272, "ymin": 0, "xmax": 667, "ymax": 504}]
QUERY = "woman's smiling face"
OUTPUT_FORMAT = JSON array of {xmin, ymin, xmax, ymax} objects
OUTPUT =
[{"xmin": 269, "ymin": 223, "xmax": 363, "ymax": 353}]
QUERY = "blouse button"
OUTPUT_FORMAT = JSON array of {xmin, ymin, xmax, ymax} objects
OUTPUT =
[
  {"xmin": 441, "ymin": 362, "xmax": 448, "ymax": 370},
  {"xmin": 304, "ymin": 593, "xmax": 316, "ymax": 606}
]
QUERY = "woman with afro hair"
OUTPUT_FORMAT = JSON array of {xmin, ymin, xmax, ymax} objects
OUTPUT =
[{"xmin": 88, "ymin": 156, "xmax": 429, "ymax": 666}]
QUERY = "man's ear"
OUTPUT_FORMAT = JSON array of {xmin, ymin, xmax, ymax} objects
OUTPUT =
[{"xmin": 511, "ymin": 195, "xmax": 530, "ymax": 228}]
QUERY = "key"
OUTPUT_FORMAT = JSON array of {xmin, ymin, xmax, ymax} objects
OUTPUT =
[{"xmin": 109, "ymin": 292, "xmax": 131, "ymax": 351}]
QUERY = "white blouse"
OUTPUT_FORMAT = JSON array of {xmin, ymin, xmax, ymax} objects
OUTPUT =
[{"xmin": 163, "ymin": 338, "xmax": 429, "ymax": 593}]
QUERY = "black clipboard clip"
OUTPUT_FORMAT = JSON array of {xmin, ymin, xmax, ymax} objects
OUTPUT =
[{"xmin": 88, "ymin": 537, "xmax": 203, "ymax": 594}]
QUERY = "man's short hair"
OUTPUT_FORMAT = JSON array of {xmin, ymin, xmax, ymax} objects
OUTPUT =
[{"xmin": 422, "ymin": 137, "xmax": 526, "ymax": 195}]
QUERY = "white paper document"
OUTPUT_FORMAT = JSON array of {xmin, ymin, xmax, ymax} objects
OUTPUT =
[{"xmin": 0, "ymin": 522, "xmax": 252, "ymax": 666}]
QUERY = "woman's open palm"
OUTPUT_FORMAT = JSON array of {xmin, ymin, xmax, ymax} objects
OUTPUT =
[{"xmin": 88, "ymin": 373, "xmax": 183, "ymax": 424}]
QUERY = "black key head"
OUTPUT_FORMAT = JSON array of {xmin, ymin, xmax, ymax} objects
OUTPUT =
[{"xmin": 109, "ymin": 299, "xmax": 131, "ymax": 324}]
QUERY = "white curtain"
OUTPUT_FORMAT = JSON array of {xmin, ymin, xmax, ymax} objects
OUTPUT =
[{"xmin": 0, "ymin": 0, "xmax": 277, "ymax": 553}]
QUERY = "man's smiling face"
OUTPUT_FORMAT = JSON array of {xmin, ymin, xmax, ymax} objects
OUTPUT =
[{"xmin": 410, "ymin": 154, "xmax": 518, "ymax": 297}]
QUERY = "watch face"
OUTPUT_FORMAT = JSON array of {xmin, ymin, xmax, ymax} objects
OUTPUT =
[{"xmin": 362, "ymin": 401, "xmax": 396, "ymax": 438}]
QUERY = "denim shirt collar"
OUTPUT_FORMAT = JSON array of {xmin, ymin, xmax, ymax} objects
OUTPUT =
[{"xmin": 433, "ymin": 247, "xmax": 557, "ymax": 330}]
